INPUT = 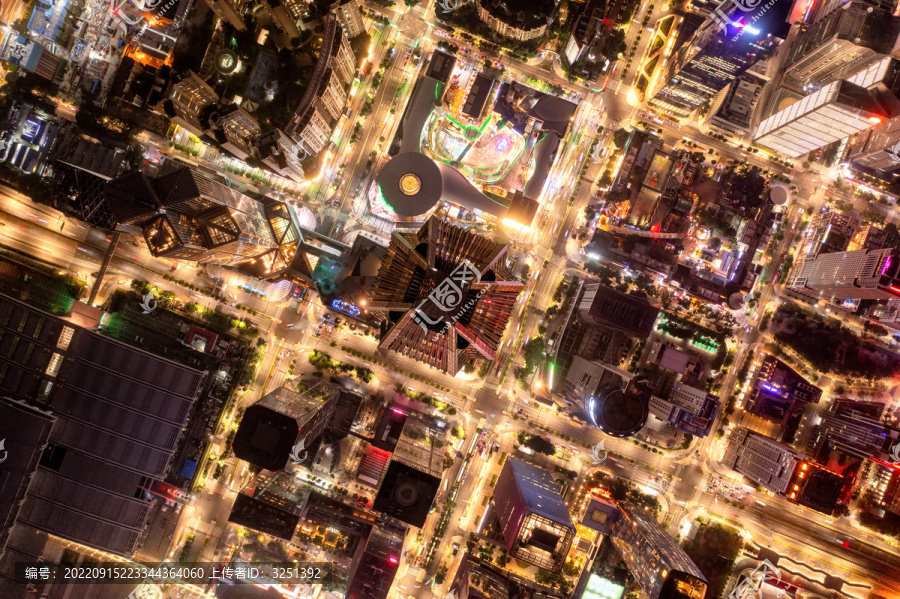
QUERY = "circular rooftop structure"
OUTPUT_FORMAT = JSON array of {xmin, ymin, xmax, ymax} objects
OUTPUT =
[
  {"xmin": 728, "ymin": 292, "xmax": 746, "ymax": 310},
  {"xmin": 769, "ymin": 185, "xmax": 790, "ymax": 206},
  {"xmin": 399, "ymin": 173, "xmax": 422, "ymax": 196},
  {"xmin": 215, "ymin": 49, "xmax": 240, "ymax": 75},
  {"xmin": 587, "ymin": 383, "xmax": 649, "ymax": 438},
  {"xmin": 378, "ymin": 152, "xmax": 443, "ymax": 217}
]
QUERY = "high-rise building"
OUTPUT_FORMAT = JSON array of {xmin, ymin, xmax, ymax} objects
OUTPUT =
[
  {"xmin": 366, "ymin": 217, "xmax": 524, "ymax": 374},
  {"xmin": 164, "ymin": 70, "xmax": 219, "ymax": 136},
  {"xmin": 263, "ymin": 0, "xmax": 300, "ymax": 40},
  {"xmin": 233, "ymin": 382, "xmax": 338, "ymax": 471},
  {"xmin": 723, "ymin": 427, "xmax": 801, "ymax": 493},
  {"xmin": 806, "ymin": 0, "xmax": 900, "ymax": 26},
  {"xmin": 562, "ymin": 359, "xmax": 651, "ymax": 437},
  {"xmin": 204, "ymin": 103, "xmax": 261, "ymax": 159},
  {"xmin": 807, "ymin": 399, "xmax": 900, "ymax": 461},
  {"xmin": 473, "ymin": 0, "xmax": 552, "ymax": 41},
  {"xmin": 785, "ymin": 247, "xmax": 900, "ymax": 300},
  {"xmin": 332, "ymin": 0, "xmax": 365, "ymax": 39},
  {"xmin": 201, "ymin": 0, "xmax": 248, "ymax": 30},
  {"xmin": 0, "ymin": 294, "xmax": 205, "ymax": 555},
  {"xmin": 449, "ymin": 553, "xmax": 512, "ymax": 599},
  {"xmin": 255, "ymin": 128, "xmax": 312, "ymax": 183},
  {"xmin": 608, "ymin": 504, "xmax": 708, "ymax": 599},
  {"xmin": 650, "ymin": 0, "xmax": 790, "ymax": 117},
  {"xmin": 281, "ymin": 16, "xmax": 355, "ymax": 163},
  {"xmin": 345, "ymin": 526, "xmax": 405, "ymax": 599},
  {"xmin": 0, "ymin": 398, "xmax": 55, "ymax": 558},
  {"xmin": 649, "ymin": 383, "xmax": 720, "ymax": 438},
  {"xmin": 278, "ymin": 0, "xmax": 307, "ymax": 20},
  {"xmin": 96, "ymin": 166, "xmax": 299, "ymax": 269},
  {"xmin": 227, "ymin": 470, "xmax": 308, "ymax": 539},
  {"xmin": 861, "ymin": 459, "xmax": 900, "ymax": 515},
  {"xmin": 492, "ymin": 458, "xmax": 576, "ymax": 572},
  {"xmin": 745, "ymin": 354, "xmax": 822, "ymax": 441},
  {"xmin": 707, "ymin": 72, "xmax": 769, "ymax": 136},
  {"xmin": 798, "ymin": 209, "xmax": 859, "ymax": 257},
  {"xmin": 780, "ymin": 3, "xmax": 900, "ymax": 96},
  {"xmin": 558, "ymin": 278, "xmax": 660, "ymax": 365},
  {"xmin": 754, "ymin": 80, "xmax": 887, "ymax": 158},
  {"xmin": 846, "ymin": 114, "xmax": 900, "ymax": 177}
]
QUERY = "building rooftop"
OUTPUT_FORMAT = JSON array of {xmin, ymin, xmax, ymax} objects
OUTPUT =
[{"xmin": 503, "ymin": 457, "xmax": 574, "ymax": 528}]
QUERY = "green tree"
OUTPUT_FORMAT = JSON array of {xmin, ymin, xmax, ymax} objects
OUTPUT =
[
  {"xmin": 524, "ymin": 434, "xmax": 556, "ymax": 455},
  {"xmin": 612, "ymin": 128, "xmax": 630, "ymax": 149}
]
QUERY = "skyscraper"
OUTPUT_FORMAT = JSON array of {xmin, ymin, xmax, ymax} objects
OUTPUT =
[
  {"xmin": 97, "ymin": 166, "xmax": 301, "ymax": 270},
  {"xmin": 233, "ymin": 382, "xmax": 338, "ymax": 471},
  {"xmin": 745, "ymin": 354, "xmax": 822, "ymax": 442},
  {"xmin": 779, "ymin": 3, "xmax": 900, "ymax": 96},
  {"xmin": 366, "ymin": 217, "xmax": 524, "ymax": 374},
  {"xmin": 650, "ymin": 0, "xmax": 791, "ymax": 118},
  {"xmin": 492, "ymin": 458, "xmax": 576, "ymax": 572},
  {"xmin": 723, "ymin": 427, "xmax": 801, "ymax": 493},
  {"xmin": 754, "ymin": 80, "xmax": 887, "ymax": 158},
  {"xmin": 785, "ymin": 247, "xmax": 900, "ymax": 300},
  {"xmin": 562, "ymin": 359, "xmax": 651, "ymax": 437},
  {"xmin": 345, "ymin": 526, "xmax": 405, "ymax": 599},
  {"xmin": 807, "ymin": 399, "xmax": 900, "ymax": 462},
  {"xmin": 609, "ymin": 504, "xmax": 708, "ymax": 599}
]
